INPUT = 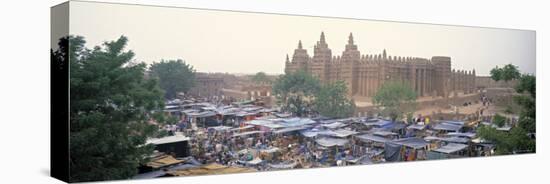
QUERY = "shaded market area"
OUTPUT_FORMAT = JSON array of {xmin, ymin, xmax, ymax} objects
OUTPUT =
[{"xmin": 134, "ymin": 97, "xmax": 515, "ymax": 179}]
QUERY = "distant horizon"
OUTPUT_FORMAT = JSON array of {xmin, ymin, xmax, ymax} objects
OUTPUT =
[{"xmin": 68, "ymin": 1, "xmax": 536, "ymax": 76}]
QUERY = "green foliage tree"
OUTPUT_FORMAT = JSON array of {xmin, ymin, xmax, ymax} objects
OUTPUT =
[
  {"xmin": 251, "ymin": 71, "xmax": 271, "ymax": 84},
  {"xmin": 492, "ymin": 113, "xmax": 507, "ymax": 127},
  {"xmin": 313, "ymin": 81, "xmax": 356, "ymax": 118},
  {"xmin": 489, "ymin": 66, "xmax": 502, "ymax": 82},
  {"xmin": 516, "ymin": 74, "xmax": 536, "ymax": 98},
  {"xmin": 149, "ymin": 59, "xmax": 196, "ymax": 99},
  {"xmin": 66, "ymin": 35, "xmax": 164, "ymax": 182},
  {"xmin": 272, "ymin": 70, "xmax": 321, "ymax": 117},
  {"xmin": 480, "ymin": 65, "xmax": 535, "ymax": 154},
  {"xmin": 515, "ymin": 74, "xmax": 536, "ymax": 133},
  {"xmin": 490, "ymin": 64, "xmax": 521, "ymax": 83},
  {"xmin": 477, "ymin": 125, "xmax": 535, "ymax": 154},
  {"xmin": 372, "ymin": 81, "xmax": 417, "ymax": 121}
]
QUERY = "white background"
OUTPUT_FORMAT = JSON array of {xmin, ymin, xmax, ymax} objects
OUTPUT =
[{"xmin": 0, "ymin": 0, "xmax": 547, "ymax": 183}]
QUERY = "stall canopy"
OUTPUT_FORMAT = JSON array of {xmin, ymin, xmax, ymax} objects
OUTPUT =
[
  {"xmin": 391, "ymin": 137, "xmax": 429, "ymax": 149},
  {"xmin": 373, "ymin": 130, "xmax": 398, "ymax": 137},
  {"xmin": 246, "ymin": 119, "xmax": 285, "ymax": 129},
  {"xmin": 273, "ymin": 125, "xmax": 313, "ymax": 134},
  {"xmin": 217, "ymin": 107, "xmax": 241, "ymax": 116},
  {"xmin": 245, "ymin": 118, "xmax": 316, "ymax": 130},
  {"xmin": 385, "ymin": 122, "xmax": 407, "ymax": 131},
  {"xmin": 236, "ymin": 111, "xmax": 259, "ymax": 117},
  {"xmin": 300, "ymin": 130, "xmax": 322, "ymax": 138},
  {"xmin": 446, "ymin": 132, "xmax": 476, "ymax": 138},
  {"xmin": 356, "ymin": 134, "xmax": 391, "ymax": 143},
  {"xmin": 231, "ymin": 130, "xmax": 264, "ymax": 137},
  {"xmin": 346, "ymin": 155, "xmax": 373, "ymax": 165},
  {"xmin": 424, "ymin": 136, "xmax": 470, "ymax": 144},
  {"xmin": 432, "ymin": 121, "xmax": 463, "ymax": 132},
  {"xmin": 315, "ymin": 137, "xmax": 349, "ymax": 147},
  {"xmin": 330, "ymin": 129, "xmax": 359, "ymax": 137},
  {"xmin": 322, "ymin": 122, "xmax": 347, "ymax": 129},
  {"xmin": 182, "ymin": 109, "xmax": 198, "ymax": 114},
  {"xmin": 281, "ymin": 118, "xmax": 316, "ymax": 127},
  {"xmin": 186, "ymin": 111, "xmax": 217, "ymax": 118},
  {"xmin": 433, "ymin": 143, "xmax": 468, "ymax": 154},
  {"xmin": 147, "ymin": 135, "xmax": 190, "ymax": 145},
  {"xmin": 363, "ymin": 119, "xmax": 393, "ymax": 127},
  {"xmin": 302, "ymin": 129, "xmax": 358, "ymax": 138},
  {"xmin": 242, "ymin": 106, "xmax": 263, "ymax": 112}
]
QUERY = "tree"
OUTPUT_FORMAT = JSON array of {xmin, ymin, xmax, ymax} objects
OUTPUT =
[
  {"xmin": 516, "ymin": 74, "xmax": 536, "ymax": 98},
  {"xmin": 490, "ymin": 64, "xmax": 521, "ymax": 83},
  {"xmin": 515, "ymin": 74, "xmax": 536, "ymax": 133},
  {"xmin": 251, "ymin": 71, "xmax": 271, "ymax": 84},
  {"xmin": 479, "ymin": 65, "xmax": 535, "ymax": 154},
  {"xmin": 149, "ymin": 59, "xmax": 196, "ymax": 99},
  {"xmin": 490, "ymin": 66, "xmax": 502, "ymax": 82},
  {"xmin": 477, "ymin": 125, "xmax": 535, "ymax": 155},
  {"xmin": 492, "ymin": 113, "xmax": 506, "ymax": 127},
  {"xmin": 372, "ymin": 81, "xmax": 417, "ymax": 121},
  {"xmin": 313, "ymin": 81, "xmax": 356, "ymax": 118},
  {"xmin": 272, "ymin": 70, "xmax": 321, "ymax": 117},
  {"xmin": 66, "ymin": 35, "xmax": 164, "ymax": 182}
]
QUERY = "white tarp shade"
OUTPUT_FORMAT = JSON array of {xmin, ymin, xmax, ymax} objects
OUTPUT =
[
  {"xmin": 432, "ymin": 122, "xmax": 463, "ymax": 131},
  {"xmin": 391, "ymin": 137, "xmax": 429, "ymax": 149},
  {"xmin": 315, "ymin": 137, "xmax": 349, "ymax": 147},
  {"xmin": 322, "ymin": 122, "xmax": 347, "ymax": 129},
  {"xmin": 329, "ymin": 129, "xmax": 359, "ymax": 137},
  {"xmin": 356, "ymin": 134, "xmax": 391, "ymax": 143},
  {"xmin": 433, "ymin": 143, "xmax": 468, "ymax": 154},
  {"xmin": 232, "ymin": 131, "xmax": 264, "ymax": 137},
  {"xmin": 446, "ymin": 132, "xmax": 476, "ymax": 138},
  {"xmin": 147, "ymin": 135, "xmax": 190, "ymax": 145},
  {"xmin": 373, "ymin": 130, "xmax": 397, "ymax": 137},
  {"xmin": 424, "ymin": 136, "xmax": 470, "ymax": 144}
]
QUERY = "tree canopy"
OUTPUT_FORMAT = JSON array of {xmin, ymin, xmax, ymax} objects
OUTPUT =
[
  {"xmin": 149, "ymin": 59, "xmax": 196, "ymax": 99},
  {"xmin": 251, "ymin": 71, "xmax": 271, "ymax": 84},
  {"xmin": 516, "ymin": 74, "xmax": 536, "ymax": 98},
  {"xmin": 65, "ymin": 35, "xmax": 164, "ymax": 182},
  {"xmin": 477, "ymin": 125, "xmax": 535, "ymax": 154},
  {"xmin": 480, "ymin": 64, "xmax": 535, "ymax": 155},
  {"xmin": 515, "ymin": 74, "xmax": 536, "ymax": 133},
  {"xmin": 313, "ymin": 81, "xmax": 356, "ymax": 118},
  {"xmin": 372, "ymin": 81, "xmax": 417, "ymax": 121},
  {"xmin": 492, "ymin": 113, "xmax": 507, "ymax": 127},
  {"xmin": 272, "ymin": 70, "xmax": 321, "ymax": 117},
  {"xmin": 490, "ymin": 64, "xmax": 521, "ymax": 82}
]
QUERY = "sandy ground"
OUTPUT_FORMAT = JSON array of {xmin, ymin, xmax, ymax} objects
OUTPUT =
[
  {"xmin": 353, "ymin": 92, "xmax": 479, "ymax": 107},
  {"xmin": 353, "ymin": 92, "xmax": 505, "ymax": 117},
  {"xmin": 413, "ymin": 102, "xmax": 496, "ymax": 117}
]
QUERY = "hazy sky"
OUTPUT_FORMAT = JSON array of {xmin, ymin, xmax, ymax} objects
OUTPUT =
[{"xmin": 69, "ymin": 1, "xmax": 535, "ymax": 76}]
